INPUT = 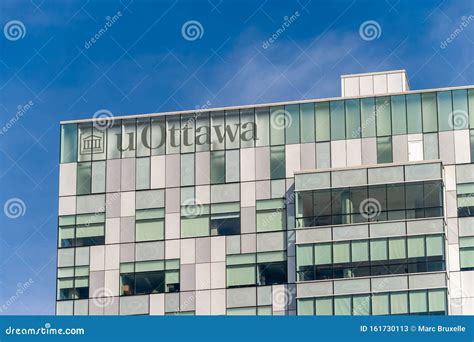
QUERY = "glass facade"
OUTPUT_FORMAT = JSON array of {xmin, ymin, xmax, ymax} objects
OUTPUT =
[{"xmin": 57, "ymin": 84, "xmax": 474, "ymax": 316}]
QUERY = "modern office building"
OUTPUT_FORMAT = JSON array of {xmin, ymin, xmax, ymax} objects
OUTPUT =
[{"xmin": 56, "ymin": 70, "xmax": 474, "ymax": 316}]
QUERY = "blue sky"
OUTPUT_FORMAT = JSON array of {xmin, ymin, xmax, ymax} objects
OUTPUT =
[{"xmin": 0, "ymin": 0, "xmax": 472, "ymax": 315}]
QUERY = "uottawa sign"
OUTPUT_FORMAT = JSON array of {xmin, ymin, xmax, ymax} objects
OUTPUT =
[{"xmin": 80, "ymin": 121, "xmax": 258, "ymax": 155}]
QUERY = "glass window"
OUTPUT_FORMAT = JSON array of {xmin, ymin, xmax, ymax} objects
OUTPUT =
[
  {"xmin": 376, "ymin": 97, "xmax": 391, "ymax": 136},
  {"xmin": 151, "ymin": 116, "xmax": 166, "ymax": 155},
  {"xmin": 227, "ymin": 307, "xmax": 257, "ymax": 315},
  {"xmin": 469, "ymin": 89, "xmax": 474, "ymax": 128},
  {"xmin": 180, "ymin": 154, "xmax": 194, "ymax": 186},
  {"xmin": 300, "ymin": 103, "xmax": 315, "ymax": 143},
  {"xmin": 57, "ymin": 266, "xmax": 89, "ymax": 300},
  {"xmin": 360, "ymin": 98, "xmax": 376, "ymax": 137},
  {"xmin": 390, "ymin": 292, "xmax": 408, "ymax": 315},
  {"xmin": 270, "ymin": 106, "xmax": 285, "ymax": 146},
  {"xmin": 136, "ymin": 208, "xmax": 165, "ymax": 241},
  {"xmin": 315, "ymin": 298, "xmax": 333, "ymax": 315},
  {"xmin": 121, "ymin": 120, "xmax": 136, "ymax": 158},
  {"xmin": 333, "ymin": 242, "xmax": 350, "ymax": 264},
  {"xmin": 470, "ymin": 130, "xmax": 474, "ymax": 162},
  {"xmin": 195, "ymin": 112, "xmax": 210, "ymax": 152},
  {"xmin": 437, "ymin": 91, "xmax": 453, "ymax": 131},
  {"xmin": 334, "ymin": 296, "xmax": 351, "ymax": 315},
  {"xmin": 285, "ymin": 104, "xmax": 300, "ymax": 144},
  {"xmin": 210, "ymin": 150, "xmax": 225, "ymax": 184},
  {"xmin": 136, "ymin": 157, "xmax": 150, "ymax": 190},
  {"xmin": 240, "ymin": 108, "xmax": 255, "ymax": 148},
  {"xmin": 376, "ymin": 136, "xmax": 392, "ymax": 163},
  {"xmin": 298, "ymin": 299, "xmax": 314, "ymax": 315},
  {"xmin": 137, "ymin": 118, "xmax": 151, "ymax": 157},
  {"xmin": 345, "ymin": 99, "xmax": 361, "ymax": 139},
  {"xmin": 77, "ymin": 123, "xmax": 92, "ymax": 162},
  {"xmin": 225, "ymin": 110, "xmax": 240, "ymax": 149},
  {"xmin": 410, "ymin": 290, "xmax": 427, "ymax": 314},
  {"xmin": 330, "ymin": 101, "xmax": 345, "ymax": 140},
  {"xmin": 256, "ymin": 199, "xmax": 285, "ymax": 232},
  {"xmin": 106, "ymin": 120, "xmax": 121, "ymax": 159},
  {"xmin": 270, "ymin": 146, "xmax": 285, "ymax": 179},
  {"xmin": 428, "ymin": 289, "xmax": 446, "ymax": 313},
  {"xmin": 391, "ymin": 95, "xmax": 407, "ymax": 135},
  {"xmin": 370, "ymin": 239, "xmax": 387, "ymax": 261},
  {"xmin": 315, "ymin": 243, "xmax": 332, "ymax": 265},
  {"xmin": 181, "ymin": 216, "xmax": 209, "ymax": 238},
  {"xmin": 351, "ymin": 240, "xmax": 369, "ymax": 262},
  {"xmin": 210, "ymin": 111, "xmax": 225, "ymax": 151},
  {"xmin": 389, "ymin": 237, "xmax": 406, "ymax": 260},
  {"xmin": 296, "ymin": 245, "xmax": 313, "ymax": 266},
  {"xmin": 255, "ymin": 107, "xmax": 270, "ymax": 146},
  {"xmin": 60, "ymin": 124, "xmax": 78, "ymax": 163},
  {"xmin": 227, "ymin": 265, "xmax": 256, "ymax": 287},
  {"xmin": 422, "ymin": 93, "xmax": 438, "ymax": 133},
  {"xmin": 426, "ymin": 235, "xmax": 444, "ymax": 257},
  {"xmin": 92, "ymin": 127, "xmax": 107, "ymax": 161},
  {"xmin": 406, "ymin": 94, "xmax": 422, "ymax": 133},
  {"xmin": 76, "ymin": 162, "xmax": 92, "ymax": 195},
  {"xmin": 408, "ymin": 236, "xmax": 425, "ymax": 258},
  {"xmin": 457, "ymin": 183, "xmax": 474, "ymax": 217},
  {"xmin": 353, "ymin": 295, "xmax": 370, "ymax": 315},
  {"xmin": 315, "ymin": 102, "xmax": 330, "ymax": 142},
  {"xmin": 452, "ymin": 89, "xmax": 468, "ymax": 130},
  {"xmin": 210, "ymin": 202, "xmax": 240, "ymax": 236},
  {"xmin": 166, "ymin": 116, "xmax": 180, "ymax": 154},
  {"xmin": 460, "ymin": 236, "xmax": 474, "ymax": 270},
  {"xmin": 180, "ymin": 114, "xmax": 195, "ymax": 153},
  {"xmin": 372, "ymin": 293, "xmax": 389, "ymax": 315},
  {"xmin": 91, "ymin": 161, "xmax": 105, "ymax": 193}
]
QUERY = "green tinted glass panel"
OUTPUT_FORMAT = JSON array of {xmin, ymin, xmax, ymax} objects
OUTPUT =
[
  {"xmin": 298, "ymin": 299, "xmax": 314, "ymax": 315},
  {"xmin": 410, "ymin": 291, "xmax": 427, "ymax": 313},
  {"xmin": 422, "ymin": 93, "xmax": 438, "ymax": 133},
  {"xmin": 60, "ymin": 124, "xmax": 77, "ymax": 163},
  {"xmin": 330, "ymin": 101, "xmax": 345, "ymax": 140},
  {"xmin": 297, "ymin": 245, "xmax": 313, "ymax": 267},
  {"xmin": 315, "ymin": 102, "xmax": 330, "ymax": 142},
  {"xmin": 406, "ymin": 94, "xmax": 422, "ymax": 133},
  {"xmin": 345, "ymin": 99, "xmax": 361, "ymax": 139},
  {"xmin": 210, "ymin": 150, "xmax": 225, "ymax": 184},
  {"xmin": 300, "ymin": 103, "xmax": 315, "ymax": 143},
  {"xmin": 270, "ymin": 106, "xmax": 285, "ymax": 146},
  {"xmin": 334, "ymin": 296, "xmax": 351, "ymax": 315},
  {"xmin": 437, "ymin": 91, "xmax": 453, "ymax": 131},
  {"xmin": 376, "ymin": 97, "xmax": 391, "ymax": 136},
  {"xmin": 428, "ymin": 289, "xmax": 446, "ymax": 312},
  {"xmin": 181, "ymin": 217, "xmax": 209, "ymax": 238},
  {"xmin": 270, "ymin": 145, "xmax": 285, "ymax": 179},
  {"xmin": 452, "ymin": 89, "xmax": 469, "ymax": 130},
  {"xmin": 285, "ymin": 104, "xmax": 300, "ymax": 144},
  {"xmin": 360, "ymin": 98, "xmax": 376, "ymax": 137},
  {"xmin": 227, "ymin": 265, "xmax": 256, "ymax": 287},
  {"xmin": 376, "ymin": 136, "xmax": 392, "ymax": 163},
  {"xmin": 391, "ymin": 95, "xmax": 407, "ymax": 135},
  {"xmin": 390, "ymin": 292, "xmax": 408, "ymax": 314},
  {"xmin": 136, "ymin": 220, "xmax": 164, "ymax": 241},
  {"xmin": 255, "ymin": 107, "xmax": 270, "ymax": 146}
]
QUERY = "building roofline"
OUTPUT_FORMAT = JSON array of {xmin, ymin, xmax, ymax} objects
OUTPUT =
[
  {"xmin": 60, "ymin": 84, "xmax": 474, "ymax": 124},
  {"xmin": 340, "ymin": 69, "xmax": 407, "ymax": 78}
]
